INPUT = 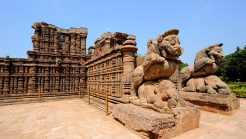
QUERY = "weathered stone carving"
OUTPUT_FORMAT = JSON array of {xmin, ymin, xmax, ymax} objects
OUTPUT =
[
  {"xmin": 178, "ymin": 43, "xmax": 231, "ymax": 94},
  {"xmin": 31, "ymin": 32, "xmax": 39, "ymax": 52},
  {"xmin": 130, "ymin": 29, "xmax": 192, "ymax": 112},
  {"xmin": 178, "ymin": 43, "xmax": 240, "ymax": 115},
  {"xmin": 0, "ymin": 22, "xmax": 88, "ymax": 97},
  {"xmin": 132, "ymin": 29, "xmax": 182, "ymax": 94},
  {"xmin": 112, "ymin": 30, "xmax": 199, "ymax": 139},
  {"xmin": 113, "ymin": 103, "xmax": 200, "ymax": 139},
  {"xmin": 64, "ymin": 35, "xmax": 70, "ymax": 53},
  {"xmin": 85, "ymin": 32, "xmax": 137, "ymax": 98}
]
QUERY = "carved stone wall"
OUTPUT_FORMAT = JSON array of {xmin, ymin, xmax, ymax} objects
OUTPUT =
[
  {"xmin": 0, "ymin": 22, "xmax": 87, "ymax": 96},
  {"xmin": 85, "ymin": 32, "xmax": 137, "ymax": 98},
  {"xmin": 0, "ymin": 23, "xmax": 138, "ymax": 100}
]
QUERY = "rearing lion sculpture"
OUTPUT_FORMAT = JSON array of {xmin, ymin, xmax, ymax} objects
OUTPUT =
[
  {"xmin": 130, "ymin": 29, "xmax": 193, "ymax": 113},
  {"xmin": 178, "ymin": 43, "xmax": 231, "ymax": 94},
  {"xmin": 131, "ymin": 29, "xmax": 183, "ymax": 95}
]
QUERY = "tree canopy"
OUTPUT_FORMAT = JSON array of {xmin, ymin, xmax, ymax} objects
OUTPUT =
[
  {"xmin": 217, "ymin": 46, "xmax": 246, "ymax": 82},
  {"xmin": 178, "ymin": 63, "xmax": 189, "ymax": 71}
]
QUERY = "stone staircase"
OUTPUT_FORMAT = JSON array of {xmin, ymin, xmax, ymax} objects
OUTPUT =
[{"xmin": 0, "ymin": 92, "xmax": 80, "ymax": 106}]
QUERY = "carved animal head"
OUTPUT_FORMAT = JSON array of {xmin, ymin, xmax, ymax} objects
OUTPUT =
[
  {"xmin": 157, "ymin": 29, "xmax": 183, "ymax": 59},
  {"xmin": 206, "ymin": 43, "xmax": 224, "ymax": 62}
]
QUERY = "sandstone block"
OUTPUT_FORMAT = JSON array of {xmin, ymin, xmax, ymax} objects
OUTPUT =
[
  {"xmin": 112, "ymin": 104, "xmax": 200, "ymax": 139},
  {"xmin": 180, "ymin": 91, "xmax": 240, "ymax": 115}
]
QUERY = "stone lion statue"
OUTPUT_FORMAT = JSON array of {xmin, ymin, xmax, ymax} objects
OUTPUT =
[
  {"xmin": 131, "ymin": 79, "xmax": 193, "ymax": 113},
  {"xmin": 130, "ymin": 29, "xmax": 193, "ymax": 113},
  {"xmin": 132, "ymin": 29, "xmax": 183, "ymax": 95},
  {"xmin": 178, "ymin": 43, "xmax": 231, "ymax": 94}
]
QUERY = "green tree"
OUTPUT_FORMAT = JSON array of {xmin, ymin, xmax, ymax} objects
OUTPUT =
[
  {"xmin": 178, "ymin": 63, "xmax": 188, "ymax": 71},
  {"xmin": 219, "ymin": 46, "xmax": 246, "ymax": 82}
]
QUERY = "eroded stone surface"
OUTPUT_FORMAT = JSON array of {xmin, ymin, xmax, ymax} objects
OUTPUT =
[
  {"xmin": 112, "ymin": 104, "xmax": 200, "ymax": 139},
  {"xmin": 180, "ymin": 91, "xmax": 240, "ymax": 115},
  {"xmin": 178, "ymin": 43, "xmax": 231, "ymax": 94},
  {"xmin": 132, "ymin": 29, "xmax": 182, "ymax": 96},
  {"xmin": 177, "ymin": 43, "xmax": 239, "ymax": 115},
  {"xmin": 0, "ymin": 22, "xmax": 88, "ymax": 97},
  {"xmin": 130, "ymin": 29, "xmax": 192, "ymax": 112}
]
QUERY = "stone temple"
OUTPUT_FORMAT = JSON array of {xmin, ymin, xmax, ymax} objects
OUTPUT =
[
  {"xmin": 0, "ymin": 22, "xmax": 137, "ymax": 99},
  {"xmin": 0, "ymin": 22, "xmax": 240, "ymax": 139},
  {"xmin": 0, "ymin": 22, "xmax": 88, "ymax": 96}
]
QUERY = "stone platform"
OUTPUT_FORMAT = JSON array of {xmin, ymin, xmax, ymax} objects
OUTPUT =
[
  {"xmin": 112, "ymin": 104, "xmax": 200, "ymax": 139},
  {"xmin": 180, "ymin": 91, "xmax": 240, "ymax": 115}
]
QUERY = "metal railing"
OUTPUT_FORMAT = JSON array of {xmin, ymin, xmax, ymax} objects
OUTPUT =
[{"xmin": 87, "ymin": 87, "xmax": 109, "ymax": 116}]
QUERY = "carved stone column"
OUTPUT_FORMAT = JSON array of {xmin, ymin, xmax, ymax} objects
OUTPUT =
[
  {"xmin": 76, "ymin": 35, "xmax": 81, "ymax": 55},
  {"xmin": 121, "ymin": 40, "xmax": 137, "ymax": 97},
  {"xmin": 64, "ymin": 35, "xmax": 70, "ymax": 54},
  {"xmin": 49, "ymin": 28, "xmax": 55, "ymax": 53},
  {"xmin": 54, "ymin": 31, "xmax": 59, "ymax": 54},
  {"xmin": 26, "ymin": 62, "xmax": 37, "ymax": 94},
  {"xmin": 80, "ymin": 34, "xmax": 87, "ymax": 56},
  {"xmin": 32, "ymin": 32, "xmax": 40, "ymax": 52},
  {"xmin": 43, "ymin": 27, "xmax": 50, "ymax": 53},
  {"xmin": 70, "ymin": 33, "xmax": 76, "ymax": 55},
  {"xmin": 3, "ymin": 57, "xmax": 10, "ymax": 95},
  {"xmin": 44, "ymin": 67, "xmax": 49, "ymax": 93}
]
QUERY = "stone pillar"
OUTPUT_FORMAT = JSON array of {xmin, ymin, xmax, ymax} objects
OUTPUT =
[
  {"xmin": 43, "ymin": 27, "xmax": 50, "ymax": 53},
  {"xmin": 76, "ymin": 35, "xmax": 81, "ymax": 55},
  {"xmin": 64, "ymin": 35, "xmax": 70, "ymax": 54},
  {"xmin": 80, "ymin": 34, "xmax": 87, "ymax": 56},
  {"xmin": 49, "ymin": 28, "xmax": 55, "ymax": 53},
  {"xmin": 121, "ymin": 44, "xmax": 137, "ymax": 97},
  {"xmin": 44, "ymin": 67, "xmax": 49, "ymax": 93},
  {"xmin": 18, "ymin": 77, "xmax": 24, "ymax": 93},
  {"xmin": 70, "ymin": 34, "xmax": 76, "ymax": 55},
  {"xmin": 32, "ymin": 31, "xmax": 40, "ymax": 52},
  {"xmin": 54, "ymin": 31, "xmax": 58, "ymax": 54},
  {"xmin": 27, "ymin": 63, "xmax": 37, "ymax": 94},
  {"xmin": 3, "ymin": 58, "xmax": 10, "ymax": 95}
]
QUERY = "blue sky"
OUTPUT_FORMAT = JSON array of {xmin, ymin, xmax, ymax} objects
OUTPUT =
[{"xmin": 0, "ymin": 0, "xmax": 245, "ymax": 65}]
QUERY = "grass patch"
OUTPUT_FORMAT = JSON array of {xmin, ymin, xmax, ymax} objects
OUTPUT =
[
  {"xmin": 227, "ymin": 82, "xmax": 246, "ymax": 98},
  {"xmin": 229, "ymin": 84, "xmax": 240, "ymax": 89},
  {"xmin": 232, "ymin": 89, "xmax": 246, "ymax": 98}
]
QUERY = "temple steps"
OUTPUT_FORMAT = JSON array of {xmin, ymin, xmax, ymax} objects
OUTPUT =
[
  {"xmin": 80, "ymin": 93, "xmax": 130, "ymax": 114},
  {"xmin": 0, "ymin": 93, "xmax": 80, "ymax": 106}
]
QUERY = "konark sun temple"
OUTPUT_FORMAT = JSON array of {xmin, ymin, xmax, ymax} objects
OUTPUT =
[{"xmin": 0, "ymin": 22, "xmax": 242, "ymax": 139}]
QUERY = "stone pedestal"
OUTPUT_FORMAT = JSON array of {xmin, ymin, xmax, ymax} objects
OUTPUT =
[
  {"xmin": 112, "ymin": 104, "xmax": 200, "ymax": 139},
  {"xmin": 180, "ymin": 91, "xmax": 240, "ymax": 115}
]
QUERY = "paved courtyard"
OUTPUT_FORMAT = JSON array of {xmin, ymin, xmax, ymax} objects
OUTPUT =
[
  {"xmin": 0, "ymin": 99, "xmax": 141, "ymax": 139},
  {"xmin": 173, "ymin": 99, "xmax": 246, "ymax": 139},
  {"xmin": 0, "ymin": 99, "xmax": 246, "ymax": 139}
]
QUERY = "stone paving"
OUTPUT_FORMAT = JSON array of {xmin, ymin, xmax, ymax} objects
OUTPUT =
[
  {"xmin": 174, "ymin": 99, "xmax": 246, "ymax": 139},
  {"xmin": 0, "ymin": 99, "xmax": 246, "ymax": 139},
  {"xmin": 0, "ymin": 99, "xmax": 141, "ymax": 139}
]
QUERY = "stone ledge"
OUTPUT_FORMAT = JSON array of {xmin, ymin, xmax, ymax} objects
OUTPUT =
[
  {"xmin": 112, "ymin": 104, "xmax": 200, "ymax": 139},
  {"xmin": 180, "ymin": 91, "xmax": 240, "ymax": 115}
]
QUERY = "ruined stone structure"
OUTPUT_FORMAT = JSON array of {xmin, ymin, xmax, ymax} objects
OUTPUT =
[
  {"xmin": 0, "ymin": 22, "xmax": 87, "ymax": 97},
  {"xmin": 85, "ymin": 32, "xmax": 137, "ymax": 98},
  {"xmin": 0, "ymin": 22, "xmax": 240, "ymax": 138}
]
